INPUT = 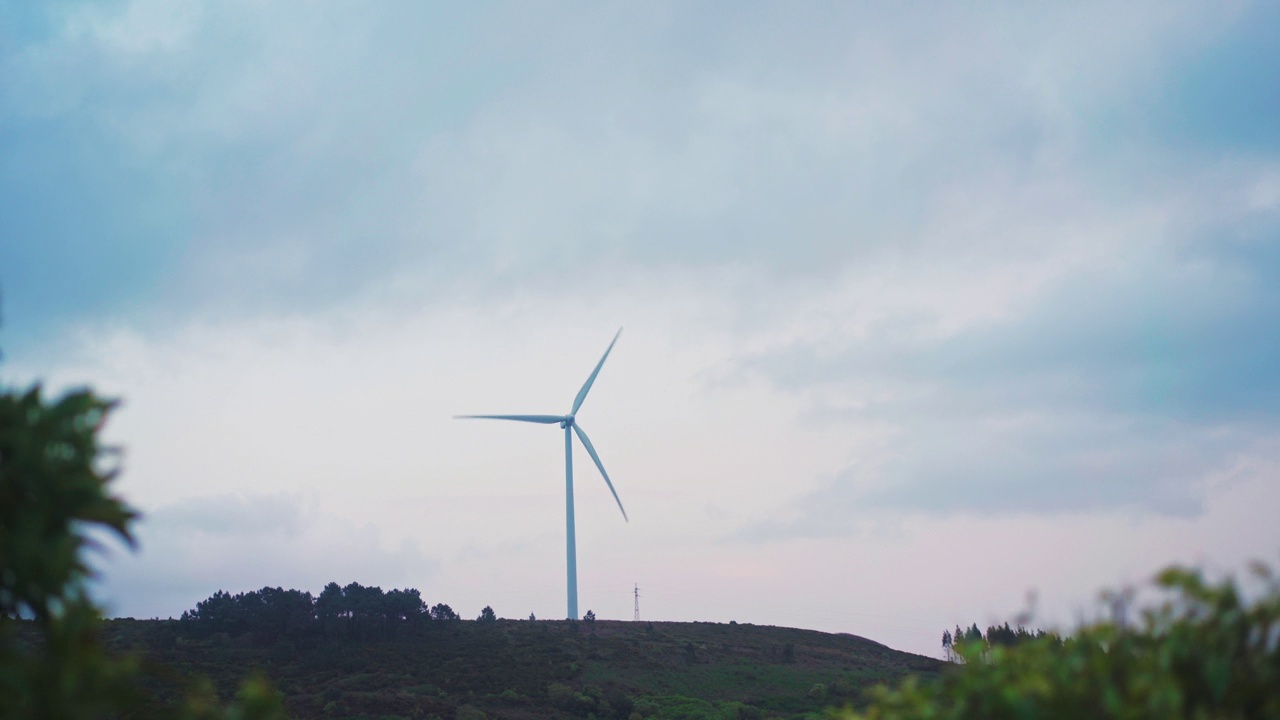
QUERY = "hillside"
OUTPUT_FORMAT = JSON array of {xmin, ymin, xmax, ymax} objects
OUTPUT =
[{"xmin": 102, "ymin": 618, "xmax": 943, "ymax": 720}]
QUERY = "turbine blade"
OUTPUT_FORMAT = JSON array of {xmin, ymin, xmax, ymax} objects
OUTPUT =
[
  {"xmin": 453, "ymin": 414, "xmax": 567, "ymax": 424},
  {"xmin": 572, "ymin": 328, "xmax": 622, "ymax": 415},
  {"xmin": 572, "ymin": 424, "xmax": 628, "ymax": 522}
]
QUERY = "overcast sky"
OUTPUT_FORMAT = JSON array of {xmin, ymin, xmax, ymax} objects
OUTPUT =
[{"xmin": 3, "ymin": 0, "xmax": 1279, "ymax": 657}]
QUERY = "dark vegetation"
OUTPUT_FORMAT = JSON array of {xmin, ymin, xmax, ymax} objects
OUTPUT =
[
  {"xmin": 105, "ymin": 610, "xmax": 941, "ymax": 720},
  {"xmin": 940, "ymin": 622, "xmax": 1060, "ymax": 660},
  {"xmin": 179, "ymin": 583, "xmax": 453, "ymax": 642}
]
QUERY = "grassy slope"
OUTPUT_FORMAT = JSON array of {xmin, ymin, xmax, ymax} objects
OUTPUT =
[{"xmin": 103, "ymin": 618, "xmax": 942, "ymax": 720}]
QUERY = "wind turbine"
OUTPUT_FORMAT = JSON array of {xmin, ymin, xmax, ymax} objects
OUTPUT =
[{"xmin": 455, "ymin": 329, "xmax": 628, "ymax": 620}]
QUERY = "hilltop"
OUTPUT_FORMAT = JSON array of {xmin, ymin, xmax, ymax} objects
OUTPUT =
[{"xmin": 103, "ymin": 617, "xmax": 942, "ymax": 720}]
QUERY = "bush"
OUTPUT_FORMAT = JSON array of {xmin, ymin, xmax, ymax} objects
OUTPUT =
[
  {"xmin": 548, "ymin": 682, "xmax": 596, "ymax": 715},
  {"xmin": 643, "ymin": 694, "xmax": 719, "ymax": 720},
  {"xmin": 605, "ymin": 688, "xmax": 634, "ymax": 718},
  {"xmin": 844, "ymin": 563, "xmax": 1280, "ymax": 719},
  {"xmin": 0, "ymin": 381, "xmax": 285, "ymax": 718}
]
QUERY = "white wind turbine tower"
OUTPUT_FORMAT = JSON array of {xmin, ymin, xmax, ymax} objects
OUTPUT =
[{"xmin": 455, "ymin": 329, "xmax": 628, "ymax": 620}]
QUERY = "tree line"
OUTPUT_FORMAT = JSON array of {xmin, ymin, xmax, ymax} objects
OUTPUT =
[
  {"xmin": 179, "ymin": 582, "xmax": 497, "ymax": 642},
  {"xmin": 941, "ymin": 622, "xmax": 1061, "ymax": 661}
]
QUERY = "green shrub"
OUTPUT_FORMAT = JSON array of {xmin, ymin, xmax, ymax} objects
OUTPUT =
[
  {"xmin": 403, "ymin": 683, "xmax": 435, "ymax": 697},
  {"xmin": 845, "ymin": 563, "xmax": 1280, "ymax": 719},
  {"xmin": 644, "ymin": 694, "xmax": 719, "ymax": 720},
  {"xmin": 0, "ymin": 382, "xmax": 286, "ymax": 718},
  {"xmin": 605, "ymin": 688, "xmax": 635, "ymax": 718},
  {"xmin": 548, "ymin": 682, "xmax": 596, "ymax": 714}
]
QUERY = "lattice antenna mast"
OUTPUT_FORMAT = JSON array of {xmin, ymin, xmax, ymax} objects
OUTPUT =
[{"xmin": 634, "ymin": 584, "xmax": 641, "ymax": 621}]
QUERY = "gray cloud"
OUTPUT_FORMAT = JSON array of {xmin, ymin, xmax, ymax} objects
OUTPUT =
[
  {"xmin": 147, "ymin": 492, "xmax": 309, "ymax": 538},
  {"xmin": 2, "ymin": 0, "xmax": 1234, "ymax": 338},
  {"xmin": 759, "ymin": 255, "xmax": 1280, "ymax": 422},
  {"xmin": 739, "ymin": 197, "xmax": 1280, "ymax": 527}
]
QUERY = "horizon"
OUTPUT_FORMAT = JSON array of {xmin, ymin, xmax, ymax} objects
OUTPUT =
[{"xmin": 3, "ymin": 1, "xmax": 1279, "ymax": 659}]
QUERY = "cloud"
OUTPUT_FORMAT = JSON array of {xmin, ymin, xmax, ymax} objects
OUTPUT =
[
  {"xmin": 1154, "ymin": 2, "xmax": 1280, "ymax": 154},
  {"xmin": 1, "ymin": 0, "xmax": 1250, "ymax": 344},
  {"xmin": 737, "ymin": 170, "xmax": 1280, "ymax": 526},
  {"xmin": 148, "ymin": 492, "xmax": 310, "ymax": 538}
]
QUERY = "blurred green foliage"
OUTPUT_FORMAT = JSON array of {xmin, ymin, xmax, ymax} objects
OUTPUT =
[
  {"xmin": 0, "ymin": 382, "xmax": 285, "ymax": 718},
  {"xmin": 846, "ymin": 563, "xmax": 1280, "ymax": 719}
]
